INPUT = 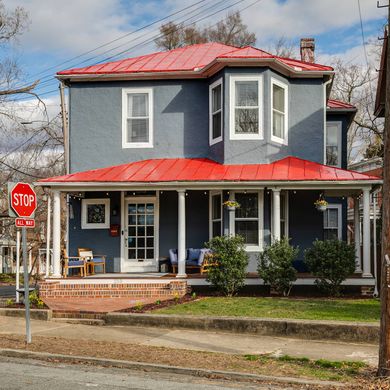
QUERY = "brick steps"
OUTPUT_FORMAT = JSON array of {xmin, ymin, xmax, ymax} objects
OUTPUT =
[{"xmin": 52, "ymin": 317, "xmax": 105, "ymax": 326}]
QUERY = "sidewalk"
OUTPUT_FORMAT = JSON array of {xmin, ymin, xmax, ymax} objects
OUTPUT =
[{"xmin": 0, "ymin": 315, "xmax": 378, "ymax": 366}]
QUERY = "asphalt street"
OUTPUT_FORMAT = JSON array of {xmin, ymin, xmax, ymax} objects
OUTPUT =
[{"xmin": 0, "ymin": 356, "xmax": 290, "ymax": 390}]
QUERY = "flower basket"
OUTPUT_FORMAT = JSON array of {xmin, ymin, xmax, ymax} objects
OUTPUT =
[
  {"xmin": 314, "ymin": 199, "xmax": 328, "ymax": 212},
  {"xmin": 223, "ymin": 200, "xmax": 240, "ymax": 211}
]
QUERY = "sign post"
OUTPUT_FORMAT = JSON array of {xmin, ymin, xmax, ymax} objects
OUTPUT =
[{"xmin": 8, "ymin": 182, "xmax": 37, "ymax": 344}]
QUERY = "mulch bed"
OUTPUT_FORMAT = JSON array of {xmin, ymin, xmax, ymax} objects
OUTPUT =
[{"xmin": 118, "ymin": 294, "xmax": 198, "ymax": 313}]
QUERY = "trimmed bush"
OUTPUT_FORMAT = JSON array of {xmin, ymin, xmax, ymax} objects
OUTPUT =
[
  {"xmin": 258, "ymin": 238, "xmax": 299, "ymax": 296},
  {"xmin": 205, "ymin": 235, "xmax": 249, "ymax": 297},
  {"xmin": 304, "ymin": 239, "xmax": 356, "ymax": 296}
]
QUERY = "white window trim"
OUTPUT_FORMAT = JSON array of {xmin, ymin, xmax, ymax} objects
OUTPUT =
[
  {"xmin": 81, "ymin": 198, "xmax": 110, "ymax": 229},
  {"xmin": 325, "ymin": 121, "xmax": 342, "ymax": 167},
  {"xmin": 122, "ymin": 88, "xmax": 153, "ymax": 149},
  {"xmin": 209, "ymin": 191, "xmax": 223, "ymax": 239},
  {"xmin": 229, "ymin": 75, "xmax": 263, "ymax": 140},
  {"xmin": 209, "ymin": 79, "xmax": 223, "ymax": 146},
  {"xmin": 323, "ymin": 203, "xmax": 342, "ymax": 240},
  {"xmin": 232, "ymin": 190, "xmax": 264, "ymax": 252},
  {"xmin": 270, "ymin": 77, "xmax": 288, "ymax": 145}
]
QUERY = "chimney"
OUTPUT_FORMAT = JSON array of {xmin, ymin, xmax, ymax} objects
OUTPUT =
[{"xmin": 300, "ymin": 38, "xmax": 315, "ymax": 63}]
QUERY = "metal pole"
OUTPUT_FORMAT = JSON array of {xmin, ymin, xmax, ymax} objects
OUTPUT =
[
  {"xmin": 22, "ymin": 227, "xmax": 31, "ymax": 344},
  {"xmin": 15, "ymin": 230, "xmax": 20, "ymax": 303}
]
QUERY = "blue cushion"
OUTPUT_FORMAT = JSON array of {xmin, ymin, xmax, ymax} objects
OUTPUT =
[
  {"xmin": 92, "ymin": 257, "xmax": 105, "ymax": 263},
  {"xmin": 188, "ymin": 248, "xmax": 200, "ymax": 262},
  {"xmin": 69, "ymin": 260, "xmax": 84, "ymax": 266}
]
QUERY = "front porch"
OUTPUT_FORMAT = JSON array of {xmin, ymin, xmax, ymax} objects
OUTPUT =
[{"xmin": 37, "ymin": 157, "xmax": 381, "ymax": 288}]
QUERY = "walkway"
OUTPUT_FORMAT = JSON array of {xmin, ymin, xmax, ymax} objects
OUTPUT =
[{"xmin": 0, "ymin": 316, "xmax": 378, "ymax": 366}]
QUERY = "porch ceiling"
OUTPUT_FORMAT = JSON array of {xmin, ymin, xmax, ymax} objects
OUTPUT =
[{"xmin": 37, "ymin": 157, "xmax": 381, "ymax": 190}]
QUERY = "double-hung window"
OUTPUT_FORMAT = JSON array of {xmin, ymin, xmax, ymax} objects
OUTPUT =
[
  {"xmin": 209, "ymin": 192, "xmax": 222, "ymax": 238},
  {"xmin": 325, "ymin": 122, "xmax": 341, "ymax": 167},
  {"xmin": 230, "ymin": 75, "xmax": 263, "ymax": 140},
  {"xmin": 323, "ymin": 204, "xmax": 342, "ymax": 240},
  {"xmin": 209, "ymin": 79, "xmax": 223, "ymax": 145},
  {"xmin": 280, "ymin": 192, "xmax": 289, "ymax": 238},
  {"xmin": 271, "ymin": 78, "xmax": 288, "ymax": 144},
  {"xmin": 122, "ymin": 88, "xmax": 153, "ymax": 148},
  {"xmin": 234, "ymin": 191, "xmax": 263, "ymax": 250}
]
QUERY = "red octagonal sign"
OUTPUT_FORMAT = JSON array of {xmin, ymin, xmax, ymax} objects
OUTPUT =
[{"xmin": 10, "ymin": 182, "xmax": 37, "ymax": 218}]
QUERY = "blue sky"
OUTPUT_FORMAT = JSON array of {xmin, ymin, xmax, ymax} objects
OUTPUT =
[{"xmin": 6, "ymin": 0, "xmax": 388, "ymax": 105}]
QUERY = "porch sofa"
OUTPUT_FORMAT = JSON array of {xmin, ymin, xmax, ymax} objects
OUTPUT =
[{"xmin": 169, "ymin": 248, "xmax": 211, "ymax": 274}]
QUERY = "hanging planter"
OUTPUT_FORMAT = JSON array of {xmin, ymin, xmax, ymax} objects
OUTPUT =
[
  {"xmin": 223, "ymin": 200, "xmax": 240, "ymax": 211},
  {"xmin": 314, "ymin": 199, "xmax": 328, "ymax": 212}
]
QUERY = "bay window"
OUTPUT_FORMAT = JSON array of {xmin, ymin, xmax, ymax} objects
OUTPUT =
[
  {"xmin": 271, "ymin": 78, "xmax": 288, "ymax": 144},
  {"xmin": 209, "ymin": 79, "xmax": 223, "ymax": 145},
  {"xmin": 230, "ymin": 75, "xmax": 263, "ymax": 140}
]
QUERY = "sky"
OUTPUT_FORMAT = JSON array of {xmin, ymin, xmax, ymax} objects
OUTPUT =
[{"xmin": 5, "ymin": 0, "xmax": 389, "ymax": 116}]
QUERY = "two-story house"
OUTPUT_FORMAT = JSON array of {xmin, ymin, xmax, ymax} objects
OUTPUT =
[{"xmin": 39, "ymin": 39, "xmax": 381, "ymax": 288}]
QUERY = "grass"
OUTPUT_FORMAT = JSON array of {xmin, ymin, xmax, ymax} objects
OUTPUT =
[{"xmin": 155, "ymin": 296, "xmax": 380, "ymax": 322}]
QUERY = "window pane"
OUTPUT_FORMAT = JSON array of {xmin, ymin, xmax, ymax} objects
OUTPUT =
[
  {"xmin": 128, "ymin": 237, "xmax": 136, "ymax": 248},
  {"xmin": 146, "ymin": 249, "xmax": 154, "ymax": 259},
  {"xmin": 127, "ymin": 118, "xmax": 149, "ymax": 143},
  {"xmin": 212, "ymin": 194, "xmax": 221, "ymax": 220},
  {"xmin": 235, "ymin": 81, "xmax": 258, "ymax": 106},
  {"xmin": 326, "ymin": 208, "xmax": 338, "ymax": 228},
  {"xmin": 235, "ymin": 193, "xmax": 258, "ymax": 218},
  {"xmin": 137, "ymin": 226, "xmax": 145, "ymax": 236},
  {"xmin": 212, "ymin": 84, "xmax": 221, "ymax": 112},
  {"xmin": 326, "ymin": 124, "xmax": 339, "ymax": 166},
  {"xmin": 235, "ymin": 108, "xmax": 258, "ymax": 134},
  {"xmin": 273, "ymin": 111, "xmax": 284, "ymax": 139},
  {"xmin": 87, "ymin": 204, "xmax": 105, "ymax": 224},
  {"xmin": 236, "ymin": 221, "xmax": 258, "ymax": 245},
  {"xmin": 324, "ymin": 229, "xmax": 338, "ymax": 240},
  {"xmin": 128, "ymin": 93, "xmax": 148, "ymax": 117},
  {"xmin": 326, "ymin": 125, "xmax": 338, "ymax": 146},
  {"xmin": 326, "ymin": 146, "xmax": 338, "ymax": 166},
  {"xmin": 212, "ymin": 221, "xmax": 221, "ymax": 238},
  {"xmin": 273, "ymin": 84, "xmax": 285, "ymax": 112},
  {"xmin": 212, "ymin": 111, "xmax": 222, "ymax": 139},
  {"xmin": 128, "ymin": 249, "xmax": 136, "ymax": 259}
]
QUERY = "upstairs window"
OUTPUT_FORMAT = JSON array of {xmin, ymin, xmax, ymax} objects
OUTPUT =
[
  {"xmin": 271, "ymin": 78, "xmax": 288, "ymax": 144},
  {"xmin": 122, "ymin": 88, "xmax": 153, "ymax": 148},
  {"xmin": 325, "ymin": 122, "xmax": 341, "ymax": 167},
  {"xmin": 209, "ymin": 79, "xmax": 223, "ymax": 145},
  {"xmin": 230, "ymin": 75, "xmax": 263, "ymax": 140}
]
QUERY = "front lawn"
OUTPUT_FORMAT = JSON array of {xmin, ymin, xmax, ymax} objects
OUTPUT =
[{"xmin": 155, "ymin": 297, "xmax": 380, "ymax": 322}]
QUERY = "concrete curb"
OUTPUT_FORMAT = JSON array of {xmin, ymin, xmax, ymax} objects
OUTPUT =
[
  {"xmin": 0, "ymin": 348, "xmax": 345, "ymax": 388},
  {"xmin": 105, "ymin": 313, "xmax": 379, "ymax": 343},
  {"xmin": 0, "ymin": 308, "xmax": 52, "ymax": 321}
]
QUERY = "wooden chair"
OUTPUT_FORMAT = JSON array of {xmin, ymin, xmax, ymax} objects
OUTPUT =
[
  {"xmin": 62, "ymin": 249, "xmax": 86, "ymax": 278},
  {"xmin": 78, "ymin": 248, "xmax": 106, "ymax": 275}
]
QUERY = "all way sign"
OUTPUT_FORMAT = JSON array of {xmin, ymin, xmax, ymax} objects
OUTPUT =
[{"xmin": 15, "ymin": 218, "xmax": 35, "ymax": 228}]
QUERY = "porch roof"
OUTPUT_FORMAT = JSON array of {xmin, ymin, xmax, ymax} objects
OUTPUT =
[{"xmin": 38, "ymin": 156, "xmax": 381, "ymax": 186}]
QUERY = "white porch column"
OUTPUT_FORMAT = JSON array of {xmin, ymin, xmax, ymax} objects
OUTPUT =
[
  {"xmin": 354, "ymin": 196, "xmax": 362, "ymax": 273},
  {"xmin": 177, "ymin": 189, "xmax": 187, "ymax": 278},
  {"xmin": 362, "ymin": 188, "xmax": 372, "ymax": 278},
  {"xmin": 272, "ymin": 189, "xmax": 281, "ymax": 242},
  {"xmin": 45, "ymin": 194, "xmax": 52, "ymax": 278},
  {"xmin": 52, "ymin": 190, "xmax": 62, "ymax": 278}
]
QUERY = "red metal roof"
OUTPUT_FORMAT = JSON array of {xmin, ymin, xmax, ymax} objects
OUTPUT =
[
  {"xmin": 39, "ymin": 157, "xmax": 379, "ymax": 184},
  {"xmin": 327, "ymin": 99, "xmax": 356, "ymax": 110},
  {"xmin": 57, "ymin": 42, "xmax": 333, "ymax": 76}
]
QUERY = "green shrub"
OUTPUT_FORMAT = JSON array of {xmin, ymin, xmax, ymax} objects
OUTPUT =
[
  {"xmin": 205, "ymin": 235, "xmax": 249, "ymax": 297},
  {"xmin": 28, "ymin": 290, "xmax": 45, "ymax": 309},
  {"xmin": 258, "ymin": 238, "xmax": 299, "ymax": 296},
  {"xmin": 304, "ymin": 240, "xmax": 356, "ymax": 296}
]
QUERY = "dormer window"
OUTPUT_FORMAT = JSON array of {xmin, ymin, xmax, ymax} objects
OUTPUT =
[
  {"xmin": 271, "ymin": 78, "xmax": 288, "ymax": 144},
  {"xmin": 209, "ymin": 79, "xmax": 223, "ymax": 145},
  {"xmin": 122, "ymin": 88, "xmax": 153, "ymax": 148},
  {"xmin": 230, "ymin": 75, "xmax": 263, "ymax": 140}
]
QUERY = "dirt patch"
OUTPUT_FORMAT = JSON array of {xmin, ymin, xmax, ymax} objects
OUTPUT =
[{"xmin": 0, "ymin": 334, "xmax": 379, "ymax": 388}]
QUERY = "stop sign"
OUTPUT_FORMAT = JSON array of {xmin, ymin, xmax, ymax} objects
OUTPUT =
[{"xmin": 10, "ymin": 182, "xmax": 37, "ymax": 218}]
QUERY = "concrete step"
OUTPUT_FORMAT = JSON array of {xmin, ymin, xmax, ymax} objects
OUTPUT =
[{"xmin": 52, "ymin": 317, "xmax": 105, "ymax": 326}]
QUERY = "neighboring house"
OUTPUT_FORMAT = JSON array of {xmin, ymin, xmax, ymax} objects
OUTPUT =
[{"xmin": 38, "ymin": 39, "xmax": 381, "ymax": 287}]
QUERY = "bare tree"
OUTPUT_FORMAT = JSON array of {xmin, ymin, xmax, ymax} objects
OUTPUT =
[
  {"xmin": 269, "ymin": 36, "xmax": 297, "ymax": 58},
  {"xmin": 155, "ymin": 11, "xmax": 255, "ymax": 50}
]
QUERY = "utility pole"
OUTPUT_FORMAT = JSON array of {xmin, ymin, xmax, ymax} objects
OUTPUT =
[{"xmin": 378, "ymin": 4, "xmax": 390, "ymax": 376}]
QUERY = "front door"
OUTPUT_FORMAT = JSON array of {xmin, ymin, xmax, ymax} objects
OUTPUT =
[{"xmin": 123, "ymin": 197, "xmax": 158, "ymax": 272}]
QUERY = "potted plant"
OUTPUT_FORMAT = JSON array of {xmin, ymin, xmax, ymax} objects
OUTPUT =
[
  {"xmin": 223, "ymin": 200, "xmax": 240, "ymax": 211},
  {"xmin": 314, "ymin": 199, "xmax": 328, "ymax": 212}
]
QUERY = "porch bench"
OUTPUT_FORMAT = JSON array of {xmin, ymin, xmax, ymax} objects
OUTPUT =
[{"xmin": 169, "ymin": 248, "xmax": 213, "ymax": 274}]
